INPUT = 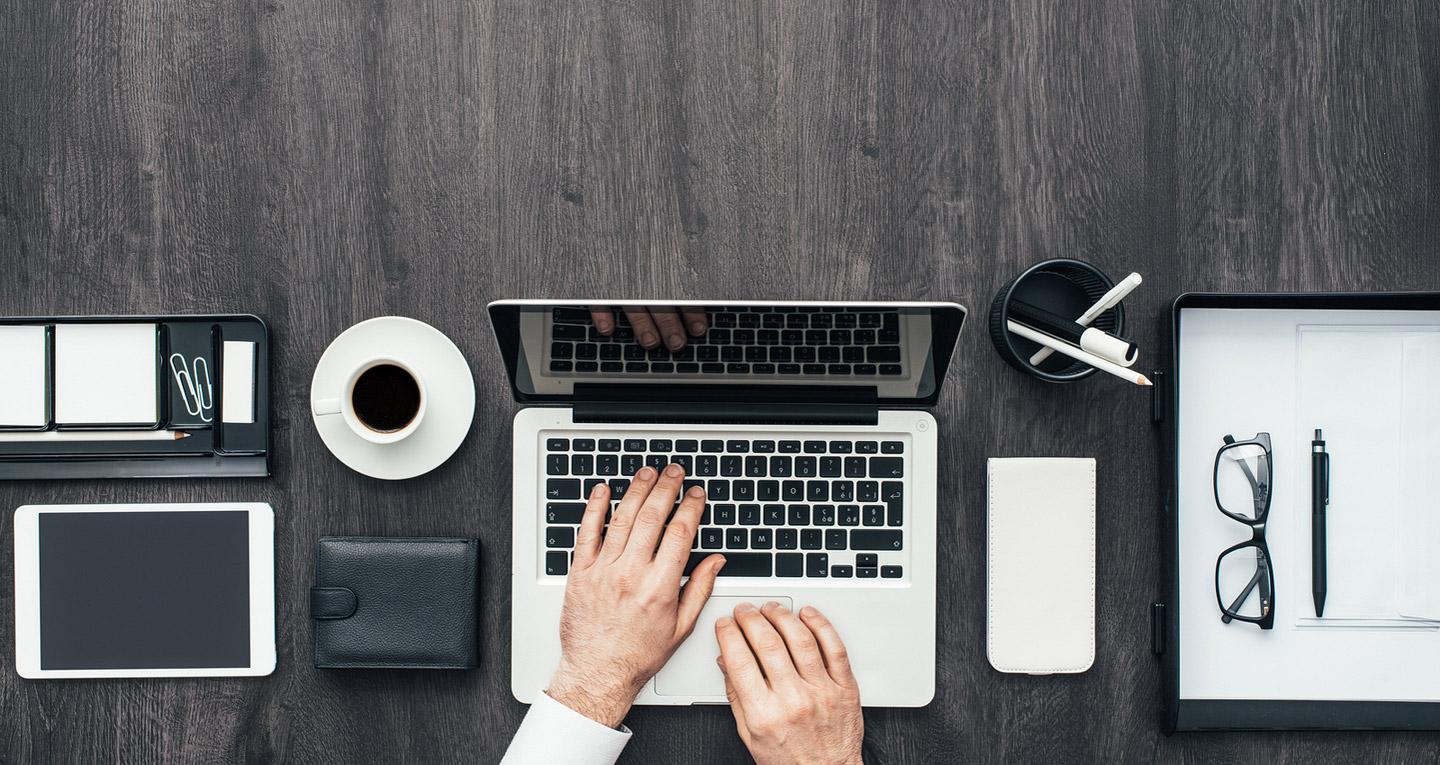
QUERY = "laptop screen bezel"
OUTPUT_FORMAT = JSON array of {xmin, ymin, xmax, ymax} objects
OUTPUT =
[{"xmin": 487, "ymin": 300, "xmax": 966, "ymax": 408}]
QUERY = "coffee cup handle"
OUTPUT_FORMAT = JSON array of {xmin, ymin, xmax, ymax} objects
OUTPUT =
[{"xmin": 314, "ymin": 397, "xmax": 342, "ymax": 417}]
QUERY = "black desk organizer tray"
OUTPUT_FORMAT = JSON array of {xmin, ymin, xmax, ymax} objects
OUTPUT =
[
  {"xmin": 0, "ymin": 314, "xmax": 270, "ymax": 479},
  {"xmin": 1154, "ymin": 292, "xmax": 1440, "ymax": 732}
]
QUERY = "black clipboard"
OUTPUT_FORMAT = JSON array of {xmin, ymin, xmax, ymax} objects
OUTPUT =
[
  {"xmin": 0, "ymin": 314, "xmax": 270, "ymax": 479},
  {"xmin": 1155, "ymin": 292, "xmax": 1440, "ymax": 732}
]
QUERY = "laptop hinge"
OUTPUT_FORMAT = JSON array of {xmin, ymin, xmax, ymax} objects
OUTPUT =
[{"xmin": 572, "ymin": 384, "xmax": 879, "ymax": 427}]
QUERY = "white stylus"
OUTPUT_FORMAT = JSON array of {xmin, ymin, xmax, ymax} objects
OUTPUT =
[
  {"xmin": 1029, "ymin": 272, "xmax": 1143, "ymax": 366},
  {"xmin": 1009, "ymin": 320, "xmax": 1151, "ymax": 386},
  {"xmin": 0, "ymin": 430, "xmax": 191, "ymax": 443}
]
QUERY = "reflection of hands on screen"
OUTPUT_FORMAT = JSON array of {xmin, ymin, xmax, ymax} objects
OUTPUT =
[{"xmin": 589, "ymin": 305, "xmax": 709, "ymax": 351}]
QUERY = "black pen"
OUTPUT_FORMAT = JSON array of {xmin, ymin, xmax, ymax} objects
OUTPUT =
[{"xmin": 1312, "ymin": 429, "xmax": 1328, "ymax": 618}]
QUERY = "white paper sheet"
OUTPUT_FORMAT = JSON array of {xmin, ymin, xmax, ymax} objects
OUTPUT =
[
  {"xmin": 0, "ymin": 326, "xmax": 48, "ymax": 427},
  {"xmin": 1399, "ymin": 334, "xmax": 1440, "ymax": 621},
  {"xmin": 1177, "ymin": 308, "xmax": 1440, "ymax": 702},
  {"xmin": 54, "ymin": 324, "xmax": 158, "ymax": 425}
]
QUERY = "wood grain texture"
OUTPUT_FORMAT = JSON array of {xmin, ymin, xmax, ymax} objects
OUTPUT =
[{"xmin": 3, "ymin": 0, "xmax": 1439, "ymax": 761}]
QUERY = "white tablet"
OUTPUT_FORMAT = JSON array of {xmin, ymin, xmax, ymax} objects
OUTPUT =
[{"xmin": 13, "ymin": 503, "xmax": 276, "ymax": 679}]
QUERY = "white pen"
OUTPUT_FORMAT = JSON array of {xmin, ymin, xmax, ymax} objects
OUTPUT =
[
  {"xmin": 1009, "ymin": 320, "xmax": 1152, "ymax": 386},
  {"xmin": 1030, "ymin": 272, "xmax": 1143, "ymax": 366},
  {"xmin": 0, "ymin": 430, "xmax": 192, "ymax": 443}
]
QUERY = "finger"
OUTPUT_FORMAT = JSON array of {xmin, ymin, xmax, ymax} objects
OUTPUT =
[
  {"xmin": 587, "ymin": 306, "xmax": 615, "ymax": 335},
  {"xmin": 656, "ymin": 485, "xmax": 707, "ymax": 573},
  {"xmin": 799, "ymin": 605, "xmax": 857, "ymax": 688},
  {"xmin": 718, "ymin": 657, "xmax": 752, "ymax": 740},
  {"xmin": 733, "ymin": 602, "xmax": 801, "ymax": 687},
  {"xmin": 570, "ymin": 482, "xmax": 610, "ymax": 569},
  {"xmin": 599, "ymin": 465, "xmax": 657, "ymax": 561},
  {"xmin": 680, "ymin": 307, "xmax": 709, "ymax": 336},
  {"xmin": 675, "ymin": 553, "xmax": 725, "ymax": 639},
  {"xmin": 646, "ymin": 307, "xmax": 688, "ymax": 351},
  {"xmin": 760, "ymin": 601, "xmax": 828, "ymax": 683},
  {"xmin": 623, "ymin": 463, "xmax": 686, "ymax": 560},
  {"xmin": 623, "ymin": 307, "xmax": 661, "ymax": 348},
  {"xmin": 715, "ymin": 615, "xmax": 768, "ymax": 703}
]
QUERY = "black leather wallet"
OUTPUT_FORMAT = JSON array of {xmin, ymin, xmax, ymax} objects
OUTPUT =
[{"xmin": 310, "ymin": 537, "xmax": 480, "ymax": 669}]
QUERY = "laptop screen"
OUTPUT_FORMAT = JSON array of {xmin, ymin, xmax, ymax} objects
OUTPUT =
[{"xmin": 488, "ymin": 301, "xmax": 966, "ymax": 405}]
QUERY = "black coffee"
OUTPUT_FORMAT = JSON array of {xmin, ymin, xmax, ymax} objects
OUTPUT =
[{"xmin": 351, "ymin": 364, "xmax": 421, "ymax": 432}]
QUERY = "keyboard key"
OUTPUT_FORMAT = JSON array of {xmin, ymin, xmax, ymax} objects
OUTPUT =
[
  {"xmin": 882, "ymin": 481, "xmax": 904, "ymax": 512},
  {"xmin": 599, "ymin": 439, "xmax": 621, "ymax": 451},
  {"xmin": 825, "ymin": 530, "xmax": 847, "ymax": 550},
  {"xmin": 803, "ymin": 440, "xmax": 826, "ymax": 453},
  {"xmin": 776, "ymin": 552, "xmax": 804, "ymax": 577},
  {"xmin": 857, "ymin": 441, "xmax": 879, "ymax": 454},
  {"xmin": 844, "ymin": 457, "xmax": 866, "ymax": 478},
  {"xmin": 624, "ymin": 438, "xmax": 647, "ymax": 451},
  {"xmin": 546, "ymin": 438, "xmax": 569, "ymax": 451},
  {"xmin": 546, "ymin": 551, "xmax": 568, "ymax": 575},
  {"xmin": 646, "ymin": 455, "xmax": 668, "ymax": 471},
  {"xmin": 788, "ymin": 505, "xmax": 810, "ymax": 526},
  {"xmin": 863, "ymin": 505, "xmax": 885, "ymax": 526},
  {"xmin": 714, "ymin": 504, "xmax": 736, "ymax": 525},
  {"xmin": 829, "ymin": 441, "xmax": 852, "ymax": 454},
  {"xmin": 888, "ymin": 505, "xmax": 903, "ymax": 526},
  {"xmin": 727, "ymin": 439, "xmax": 749, "ymax": 453},
  {"xmin": 807, "ymin": 481, "xmax": 829, "ymax": 502},
  {"xmin": 820, "ymin": 457, "xmax": 842, "ymax": 477},
  {"xmin": 881, "ymin": 565, "xmax": 903, "ymax": 579},
  {"xmin": 696, "ymin": 455, "xmax": 718, "ymax": 476},
  {"xmin": 839, "ymin": 505, "xmax": 860, "ymax": 526},
  {"xmin": 806, "ymin": 553, "xmax": 829, "ymax": 577},
  {"xmin": 546, "ymin": 479, "xmax": 581, "ymax": 500},
  {"xmin": 553, "ymin": 325, "xmax": 586, "ymax": 341},
  {"xmin": 546, "ymin": 503, "xmax": 586, "ymax": 524},
  {"xmin": 708, "ymin": 481, "xmax": 730, "ymax": 501},
  {"xmin": 622, "ymin": 455, "xmax": 643, "ymax": 475},
  {"xmin": 726, "ymin": 529, "xmax": 747, "ymax": 549},
  {"xmin": 782, "ymin": 480, "xmax": 804, "ymax": 501},
  {"xmin": 572, "ymin": 438, "xmax": 596, "ymax": 451},
  {"xmin": 881, "ymin": 441, "xmax": 904, "ymax": 454},
  {"xmin": 851, "ymin": 530, "xmax": 904, "ymax": 550},
  {"xmin": 686, "ymin": 552, "xmax": 772, "ymax": 577},
  {"xmin": 739, "ymin": 504, "xmax": 761, "ymax": 525},
  {"xmin": 832, "ymin": 482, "xmax": 854, "ymax": 502},
  {"xmin": 870, "ymin": 457, "xmax": 904, "ymax": 478},
  {"xmin": 831, "ymin": 565, "xmax": 854, "ymax": 578},
  {"xmin": 757, "ymin": 480, "xmax": 779, "ymax": 501},
  {"xmin": 856, "ymin": 553, "xmax": 878, "ymax": 568},
  {"xmin": 733, "ymin": 480, "xmax": 755, "ymax": 501},
  {"xmin": 745, "ymin": 456, "xmax": 767, "ymax": 477},
  {"xmin": 672, "ymin": 454, "xmax": 692, "ymax": 473},
  {"xmin": 597, "ymin": 454, "xmax": 618, "ymax": 475},
  {"xmin": 571, "ymin": 454, "xmax": 593, "ymax": 474},
  {"xmin": 763, "ymin": 505, "xmax": 786, "ymax": 525},
  {"xmin": 701, "ymin": 528, "xmax": 724, "ymax": 549},
  {"xmin": 753, "ymin": 440, "xmax": 775, "ymax": 453},
  {"xmin": 779, "ymin": 440, "xmax": 802, "ymax": 453},
  {"xmin": 610, "ymin": 479, "xmax": 631, "ymax": 498},
  {"xmin": 751, "ymin": 529, "xmax": 773, "ymax": 549},
  {"xmin": 858, "ymin": 481, "xmax": 879, "ymax": 502},
  {"xmin": 545, "ymin": 527, "xmax": 574, "ymax": 548},
  {"xmin": 676, "ymin": 439, "xmax": 698, "ymax": 452},
  {"xmin": 769, "ymin": 456, "xmax": 792, "ymax": 477},
  {"xmin": 776, "ymin": 528, "xmax": 798, "ymax": 550},
  {"xmin": 814, "ymin": 505, "xmax": 836, "ymax": 526},
  {"xmin": 546, "ymin": 454, "xmax": 568, "ymax": 475},
  {"xmin": 649, "ymin": 439, "xmax": 672, "ymax": 452},
  {"xmin": 801, "ymin": 529, "xmax": 822, "ymax": 550},
  {"xmin": 721, "ymin": 456, "xmax": 743, "ymax": 476},
  {"xmin": 795, "ymin": 457, "xmax": 817, "ymax": 477},
  {"xmin": 583, "ymin": 478, "xmax": 606, "ymax": 497},
  {"xmin": 857, "ymin": 567, "xmax": 878, "ymax": 579}
]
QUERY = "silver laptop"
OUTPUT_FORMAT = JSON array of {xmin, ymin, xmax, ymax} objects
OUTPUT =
[{"xmin": 491, "ymin": 300, "xmax": 966, "ymax": 707}]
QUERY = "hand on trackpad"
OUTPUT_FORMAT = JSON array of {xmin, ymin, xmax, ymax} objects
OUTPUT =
[{"xmin": 654, "ymin": 596, "xmax": 790, "ymax": 698}]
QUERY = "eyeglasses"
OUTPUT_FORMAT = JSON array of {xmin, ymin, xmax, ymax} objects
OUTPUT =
[{"xmin": 1213, "ymin": 432, "xmax": 1274, "ymax": 629}]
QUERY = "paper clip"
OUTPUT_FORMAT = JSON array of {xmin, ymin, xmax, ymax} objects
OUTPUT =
[{"xmin": 169, "ymin": 353, "xmax": 214, "ymax": 422}]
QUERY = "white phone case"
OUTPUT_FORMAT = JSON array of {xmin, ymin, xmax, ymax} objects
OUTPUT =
[{"xmin": 986, "ymin": 457, "xmax": 1096, "ymax": 674}]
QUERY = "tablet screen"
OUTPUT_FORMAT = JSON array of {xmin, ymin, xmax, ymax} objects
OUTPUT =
[{"xmin": 38, "ymin": 510, "xmax": 250, "ymax": 670}]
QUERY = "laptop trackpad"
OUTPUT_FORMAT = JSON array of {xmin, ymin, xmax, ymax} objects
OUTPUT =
[{"xmin": 655, "ymin": 596, "xmax": 791, "ymax": 698}]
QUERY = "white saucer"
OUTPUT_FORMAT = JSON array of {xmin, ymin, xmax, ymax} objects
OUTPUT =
[{"xmin": 310, "ymin": 317, "xmax": 476, "ymax": 480}]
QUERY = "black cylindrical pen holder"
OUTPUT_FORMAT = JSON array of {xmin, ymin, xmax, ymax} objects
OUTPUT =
[{"xmin": 988, "ymin": 258, "xmax": 1125, "ymax": 383}]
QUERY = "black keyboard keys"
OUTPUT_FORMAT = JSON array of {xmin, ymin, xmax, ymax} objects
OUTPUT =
[
  {"xmin": 776, "ymin": 552, "xmax": 803, "ymax": 577},
  {"xmin": 851, "ymin": 530, "xmax": 904, "ymax": 550},
  {"xmin": 545, "ymin": 551, "xmax": 568, "ymax": 575},
  {"xmin": 685, "ymin": 552, "xmax": 772, "ymax": 577}
]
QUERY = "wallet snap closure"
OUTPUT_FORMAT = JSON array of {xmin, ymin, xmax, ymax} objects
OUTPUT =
[{"xmin": 310, "ymin": 586, "xmax": 358, "ymax": 620}]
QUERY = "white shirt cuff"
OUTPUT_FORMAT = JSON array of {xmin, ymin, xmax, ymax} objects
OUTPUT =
[{"xmin": 500, "ymin": 691, "xmax": 633, "ymax": 765}]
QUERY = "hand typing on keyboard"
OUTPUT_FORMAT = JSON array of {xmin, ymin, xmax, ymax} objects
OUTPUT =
[
  {"xmin": 546, "ymin": 464, "xmax": 726, "ymax": 728},
  {"xmin": 716, "ymin": 602, "xmax": 864, "ymax": 765},
  {"xmin": 588, "ymin": 304, "xmax": 709, "ymax": 351}
]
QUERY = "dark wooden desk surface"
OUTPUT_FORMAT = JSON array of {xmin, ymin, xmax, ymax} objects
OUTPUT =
[{"xmin": 4, "ymin": 1, "xmax": 1439, "ymax": 761}]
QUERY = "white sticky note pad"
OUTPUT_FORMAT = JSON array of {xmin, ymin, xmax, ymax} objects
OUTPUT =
[
  {"xmin": 222, "ymin": 341, "xmax": 256, "ymax": 424},
  {"xmin": 54, "ymin": 324, "xmax": 159, "ymax": 425},
  {"xmin": 0, "ymin": 325, "xmax": 48, "ymax": 427}
]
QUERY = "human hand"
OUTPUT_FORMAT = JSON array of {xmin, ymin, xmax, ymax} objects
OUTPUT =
[
  {"xmin": 589, "ymin": 305, "xmax": 709, "ymax": 351},
  {"xmin": 717, "ymin": 602, "xmax": 864, "ymax": 765},
  {"xmin": 547, "ymin": 464, "xmax": 726, "ymax": 727}
]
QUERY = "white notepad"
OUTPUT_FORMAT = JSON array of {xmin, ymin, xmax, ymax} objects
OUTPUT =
[
  {"xmin": 54, "ymin": 324, "xmax": 159, "ymax": 425},
  {"xmin": 0, "ymin": 326, "xmax": 48, "ymax": 427}
]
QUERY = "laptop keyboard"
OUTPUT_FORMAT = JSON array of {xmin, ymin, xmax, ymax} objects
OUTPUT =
[
  {"xmin": 547, "ymin": 307, "xmax": 906, "ymax": 377},
  {"xmin": 541, "ymin": 433, "xmax": 908, "ymax": 581}
]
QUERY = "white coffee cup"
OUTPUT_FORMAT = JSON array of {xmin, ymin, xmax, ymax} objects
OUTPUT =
[{"xmin": 313, "ymin": 356, "xmax": 427, "ymax": 445}]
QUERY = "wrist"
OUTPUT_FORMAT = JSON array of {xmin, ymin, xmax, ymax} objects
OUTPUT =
[{"xmin": 547, "ymin": 662, "xmax": 640, "ymax": 728}]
